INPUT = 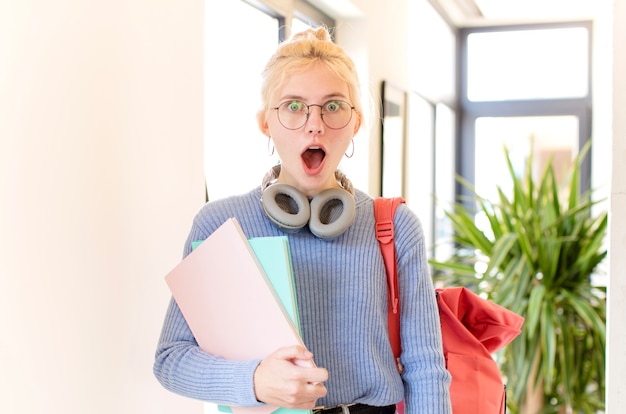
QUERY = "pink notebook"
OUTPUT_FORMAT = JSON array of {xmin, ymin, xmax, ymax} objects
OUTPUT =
[{"xmin": 164, "ymin": 218, "xmax": 310, "ymax": 414}]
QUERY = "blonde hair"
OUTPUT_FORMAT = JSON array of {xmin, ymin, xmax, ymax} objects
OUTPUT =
[{"xmin": 257, "ymin": 27, "xmax": 363, "ymax": 124}]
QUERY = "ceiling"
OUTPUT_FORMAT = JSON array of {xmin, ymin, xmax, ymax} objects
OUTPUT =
[
  {"xmin": 436, "ymin": 0, "xmax": 603, "ymax": 26},
  {"xmin": 312, "ymin": 0, "xmax": 604, "ymax": 27}
]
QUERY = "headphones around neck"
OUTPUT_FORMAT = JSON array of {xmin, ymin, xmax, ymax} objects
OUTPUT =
[{"xmin": 260, "ymin": 165, "xmax": 356, "ymax": 240}]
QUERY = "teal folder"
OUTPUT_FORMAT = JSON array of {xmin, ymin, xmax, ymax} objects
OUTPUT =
[
  {"xmin": 192, "ymin": 236, "xmax": 310, "ymax": 414},
  {"xmin": 248, "ymin": 237, "xmax": 301, "ymax": 332}
]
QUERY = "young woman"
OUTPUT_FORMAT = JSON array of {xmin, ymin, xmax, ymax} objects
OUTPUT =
[{"xmin": 154, "ymin": 27, "xmax": 452, "ymax": 414}]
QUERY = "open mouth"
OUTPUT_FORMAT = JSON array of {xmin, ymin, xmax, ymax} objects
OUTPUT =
[{"xmin": 302, "ymin": 146, "xmax": 326, "ymax": 171}]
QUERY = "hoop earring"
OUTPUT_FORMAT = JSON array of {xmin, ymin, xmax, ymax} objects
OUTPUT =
[
  {"xmin": 345, "ymin": 139, "xmax": 355, "ymax": 158},
  {"xmin": 267, "ymin": 137, "xmax": 275, "ymax": 156}
]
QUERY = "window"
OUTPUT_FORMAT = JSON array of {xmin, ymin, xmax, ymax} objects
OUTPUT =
[
  {"xmin": 204, "ymin": 1, "xmax": 335, "ymax": 202},
  {"xmin": 204, "ymin": 1, "xmax": 280, "ymax": 202},
  {"xmin": 466, "ymin": 27, "xmax": 589, "ymax": 101},
  {"xmin": 293, "ymin": 0, "xmax": 335, "ymax": 34},
  {"xmin": 458, "ymin": 22, "xmax": 592, "ymax": 209}
]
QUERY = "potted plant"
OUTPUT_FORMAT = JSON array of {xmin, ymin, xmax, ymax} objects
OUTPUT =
[{"xmin": 429, "ymin": 141, "xmax": 607, "ymax": 413}]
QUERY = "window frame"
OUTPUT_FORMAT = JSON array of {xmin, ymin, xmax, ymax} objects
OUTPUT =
[
  {"xmin": 456, "ymin": 21, "xmax": 593, "ymax": 199},
  {"xmin": 241, "ymin": 0, "xmax": 335, "ymax": 42}
]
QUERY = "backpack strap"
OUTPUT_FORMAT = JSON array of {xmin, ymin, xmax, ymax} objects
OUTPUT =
[{"xmin": 374, "ymin": 196, "xmax": 406, "ymax": 373}]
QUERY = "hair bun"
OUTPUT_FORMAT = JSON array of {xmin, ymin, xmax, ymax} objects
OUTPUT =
[{"xmin": 291, "ymin": 26, "xmax": 332, "ymax": 42}]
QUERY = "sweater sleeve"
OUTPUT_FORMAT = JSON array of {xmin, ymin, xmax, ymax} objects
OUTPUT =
[
  {"xmin": 153, "ymin": 296, "xmax": 265, "ymax": 407},
  {"xmin": 394, "ymin": 205, "xmax": 452, "ymax": 413}
]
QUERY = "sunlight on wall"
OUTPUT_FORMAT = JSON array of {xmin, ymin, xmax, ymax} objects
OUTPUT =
[{"xmin": 204, "ymin": 1, "xmax": 279, "ymax": 201}]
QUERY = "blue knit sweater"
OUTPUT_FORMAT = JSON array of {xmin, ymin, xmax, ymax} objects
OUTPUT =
[{"xmin": 154, "ymin": 186, "xmax": 452, "ymax": 413}]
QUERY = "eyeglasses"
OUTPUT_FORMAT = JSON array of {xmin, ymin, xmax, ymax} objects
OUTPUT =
[{"xmin": 272, "ymin": 100, "xmax": 356, "ymax": 130}]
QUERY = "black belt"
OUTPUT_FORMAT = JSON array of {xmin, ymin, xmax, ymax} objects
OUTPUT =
[{"xmin": 313, "ymin": 403, "xmax": 396, "ymax": 414}]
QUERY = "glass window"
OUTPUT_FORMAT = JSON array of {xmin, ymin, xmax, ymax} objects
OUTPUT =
[
  {"xmin": 204, "ymin": 1, "xmax": 335, "ymax": 202},
  {"xmin": 204, "ymin": 1, "xmax": 280, "ymax": 201},
  {"xmin": 474, "ymin": 115, "xmax": 579, "ymax": 204},
  {"xmin": 458, "ymin": 22, "xmax": 592, "ymax": 220},
  {"xmin": 467, "ymin": 27, "xmax": 589, "ymax": 101}
]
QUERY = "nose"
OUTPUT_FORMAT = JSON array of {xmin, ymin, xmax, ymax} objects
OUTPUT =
[{"xmin": 306, "ymin": 105, "xmax": 325, "ymax": 133}]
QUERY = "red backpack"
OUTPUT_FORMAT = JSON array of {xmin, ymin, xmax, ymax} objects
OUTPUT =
[{"xmin": 374, "ymin": 197, "xmax": 524, "ymax": 414}]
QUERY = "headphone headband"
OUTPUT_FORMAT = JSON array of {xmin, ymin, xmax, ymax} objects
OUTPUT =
[
  {"xmin": 261, "ymin": 165, "xmax": 355, "ymax": 195},
  {"xmin": 260, "ymin": 165, "xmax": 356, "ymax": 239}
]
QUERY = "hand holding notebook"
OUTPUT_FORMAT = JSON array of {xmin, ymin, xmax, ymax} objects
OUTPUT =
[{"xmin": 166, "ymin": 218, "xmax": 316, "ymax": 414}]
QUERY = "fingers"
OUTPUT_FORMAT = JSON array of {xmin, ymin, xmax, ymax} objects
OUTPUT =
[
  {"xmin": 278, "ymin": 378, "xmax": 328, "ymax": 409},
  {"xmin": 303, "ymin": 366, "xmax": 328, "ymax": 385},
  {"xmin": 275, "ymin": 345, "xmax": 314, "ymax": 362},
  {"xmin": 253, "ymin": 346, "xmax": 329, "ymax": 409}
]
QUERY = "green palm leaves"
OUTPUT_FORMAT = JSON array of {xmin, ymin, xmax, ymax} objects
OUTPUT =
[{"xmin": 430, "ymin": 141, "xmax": 607, "ymax": 413}]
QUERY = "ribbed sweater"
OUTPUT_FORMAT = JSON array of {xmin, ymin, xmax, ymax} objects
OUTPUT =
[{"xmin": 153, "ymin": 186, "xmax": 452, "ymax": 413}]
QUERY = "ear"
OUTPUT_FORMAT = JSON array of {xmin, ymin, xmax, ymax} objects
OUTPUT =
[
  {"xmin": 352, "ymin": 111, "xmax": 362, "ymax": 135},
  {"xmin": 257, "ymin": 110, "xmax": 271, "ymax": 137}
]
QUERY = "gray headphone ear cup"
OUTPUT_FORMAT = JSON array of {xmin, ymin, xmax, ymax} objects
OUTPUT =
[
  {"xmin": 309, "ymin": 188, "xmax": 356, "ymax": 239},
  {"xmin": 261, "ymin": 183, "xmax": 311, "ymax": 233}
]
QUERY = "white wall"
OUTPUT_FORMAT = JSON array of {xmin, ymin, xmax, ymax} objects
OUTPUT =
[
  {"xmin": 607, "ymin": 0, "xmax": 626, "ymax": 411},
  {"xmin": 0, "ymin": 0, "xmax": 205, "ymax": 413}
]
